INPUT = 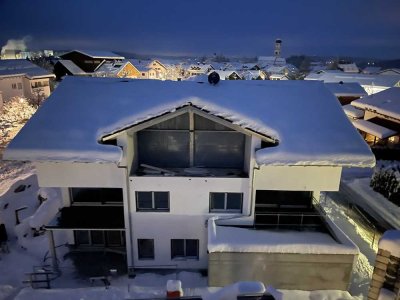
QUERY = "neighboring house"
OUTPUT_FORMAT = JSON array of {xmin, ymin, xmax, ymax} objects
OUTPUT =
[
  {"xmin": 53, "ymin": 60, "xmax": 87, "ymax": 80},
  {"xmin": 240, "ymin": 70, "xmax": 267, "ymax": 80},
  {"xmin": 337, "ymin": 63, "xmax": 359, "ymax": 73},
  {"xmin": 305, "ymin": 70, "xmax": 400, "ymax": 95},
  {"xmin": 378, "ymin": 68, "xmax": 400, "ymax": 76},
  {"xmin": 269, "ymin": 74, "xmax": 289, "ymax": 80},
  {"xmin": 324, "ymin": 82, "xmax": 367, "ymax": 105},
  {"xmin": 258, "ymin": 56, "xmax": 286, "ymax": 67},
  {"xmin": 93, "ymin": 60, "xmax": 140, "ymax": 78},
  {"xmin": 0, "ymin": 59, "xmax": 55, "ymax": 102},
  {"xmin": 187, "ymin": 64, "xmax": 214, "ymax": 77},
  {"xmin": 362, "ymin": 66, "xmax": 381, "ymax": 74},
  {"xmin": 350, "ymin": 87, "xmax": 400, "ymax": 146},
  {"xmin": 54, "ymin": 50, "xmax": 124, "ymax": 79},
  {"xmin": 208, "ymin": 70, "xmax": 242, "ymax": 80},
  {"xmin": 4, "ymin": 77, "xmax": 375, "ymax": 290},
  {"xmin": 264, "ymin": 65, "xmax": 289, "ymax": 76}
]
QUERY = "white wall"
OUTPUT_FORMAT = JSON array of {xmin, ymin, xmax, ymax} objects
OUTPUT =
[
  {"xmin": 253, "ymin": 166, "xmax": 342, "ymax": 192},
  {"xmin": 129, "ymin": 176, "xmax": 251, "ymax": 268},
  {"xmin": 35, "ymin": 162, "xmax": 126, "ymax": 188},
  {"xmin": 0, "ymin": 76, "xmax": 25, "ymax": 100}
]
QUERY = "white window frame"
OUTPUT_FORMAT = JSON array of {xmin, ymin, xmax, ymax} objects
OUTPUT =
[{"xmin": 209, "ymin": 192, "xmax": 243, "ymax": 213}]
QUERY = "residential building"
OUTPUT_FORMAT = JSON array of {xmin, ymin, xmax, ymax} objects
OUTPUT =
[
  {"xmin": 187, "ymin": 64, "xmax": 214, "ymax": 77},
  {"xmin": 53, "ymin": 50, "xmax": 124, "ymax": 79},
  {"xmin": 208, "ymin": 70, "xmax": 242, "ymax": 80},
  {"xmin": 324, "ymin": 82, "xmax": 367, "ymax": 105},
  {"xmin": 337, "ymin": 63, "xmax": 359, "ymax": 73},
  {"xmin": 269, "ymin": 74, "xmax": 289, "ymax": 80},
  {"xmin": 349, "ymin": 87, "xmax": 400, "ymax": 146},
  {"xmin": 305, "ymin": 70, "xmax": 400, "ymax": 95},
  {"xmin": 4, "ymin": 77, "xmax": 375, "ymax": 290},
  {"xmin": 0, "ymin": 59, "xmax": 55, "ymax": 102},
  {"xmin": 378, "ymin": 68, "xmax": 400, "ymax": 76},
  {"xmin": 93, "ymin": 60, "xmax": 141, "ymax": 79}
]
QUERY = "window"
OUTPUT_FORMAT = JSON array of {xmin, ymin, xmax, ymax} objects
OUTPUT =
[
  {"xmin": 210, "ymin": 192, "xmax": 242, "ymax": 213},
  {"xmin": 138, "ymin": 239, "xmax": 155, "ymax": 260},
  {"xmin": 11, "ymin": 83, "xmax": 17, "ymax": 89},
  {"xmin": 70, "ymin": 188, "xmax": 123, "ymax": 204},
  {"xmin": 136, "ymin": 191, "xmax": 169, "ymax": 211},
  {"xmin": 171, "ymin": 239, "xmax": 199, "ymax": 260},
  {"xmin": 17, "ymin": 83, "xmax": 22, "ymax": 89}
]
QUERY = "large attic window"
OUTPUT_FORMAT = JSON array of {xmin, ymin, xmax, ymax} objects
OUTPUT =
[{"xmin": 137, "ymin": 112, "xmax": 245, "ymax": 169}]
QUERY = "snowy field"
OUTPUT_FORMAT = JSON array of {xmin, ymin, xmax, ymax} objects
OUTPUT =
[{"xmin": 0, "ymin": 161, "xmax": 392, "ymax": 299}]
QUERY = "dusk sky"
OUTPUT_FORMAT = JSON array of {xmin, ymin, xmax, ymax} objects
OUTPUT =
[{"xmin": 1, "ymin": 0, "xmax": 399, "ymax": 59}]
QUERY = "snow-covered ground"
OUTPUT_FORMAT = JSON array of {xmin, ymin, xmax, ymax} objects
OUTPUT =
[{"xmin": 1, "ymin": 161, "xmax": 395, "ymax": 299}]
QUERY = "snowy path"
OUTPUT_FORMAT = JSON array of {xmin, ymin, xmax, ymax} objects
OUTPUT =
[{"xmin": 323, "ymin": 192, "xmax": 376, "ymax": 298}]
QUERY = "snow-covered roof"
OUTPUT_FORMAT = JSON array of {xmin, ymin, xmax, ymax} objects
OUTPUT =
[
  {"xmin": 352, "ymin": 119, "xmax": 397, "ymax": 139},
  {"xmin": 207, "ymin": 219, "xmax": 357, "ymax": 255},
  {"xmin": 93, "ymin": 60, "xmax": 135, "ymax": 77},
  {"xmin": 343, "ymin": 104, "xmax": 365, "ymax": 119},
  {"xmin": 258, "ymin": 56, "xmax": 286, "ymax": 66},
  {"xmin": 264, "ymin": 65, "xmax": 288, "ymax": 74},
  {"xmin": 305, "ymin": 70, "xmax": 400, "ymax": 88},
  {"xmin": 4, "ymin": 77, "xmax": 375, "ymax": 167},
  {"xmin": 207, "ymin": 70, "xmax": 242, "ymax": 80},
  {"xmin": 378, "ymin": 68, "xmax": 400, "ymax": 76},
  {"xmin": 56, "ymin": 60, "xmax": 86, "ymax": 75},
  {"xmin": 338, "ymin": 63, "xmax": 359, "ymax": 73},
  {"xmin": 324, "ymin": 82, "xmax": 367, "ymax": 97},
  {"xmin": 0, "ymin": 59, "xmax": 55, "ymax": 79},
  {"xmin": 362, "ymin": 66, "xmax": 381, "ymax": 74},
  {"xmin": 62, "ymin": 50, "xmax": 124, "ymax": 60},
  {"xmin": 239, "ymin": 70, "xmax": 265, "ymax": 80},
  {"xmin": 351, "ymin": 87, "xmax": 400, "ymax": 121}
]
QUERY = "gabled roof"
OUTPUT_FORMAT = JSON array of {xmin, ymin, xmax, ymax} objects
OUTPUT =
[
  {"xmin": 0, "ymin": 59, "xmax": 55, "ymax": 79},
  {"xmin": 351, "ymin": 87, "xmax": 400, "ymax": 121},
  {"xmin": 4, "ymin": 77, "xmax": 375, "ymax": 167},
  {"xmin": 56, "ymin": 60, "xmax": 86, "ymax": 75},
  {"xmin": 324, "ymin": 82, "xmax": 367, "ymax": 97},
  {"xmin": 208, "ymin": 70, "xmax": 242, "ymax": 80},
  {"xmin": 61, "ymin": 50, "xmax": 125, "ymax": 60},
  {"xmin": 93, "ymin": 60, "xmax": 136, "ymax": 77}
]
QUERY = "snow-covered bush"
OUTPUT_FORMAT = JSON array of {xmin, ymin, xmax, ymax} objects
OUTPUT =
[
  {"xmin": 370, "ymin": 164, "xmax": 400, "ymax": 206},
  {"xmin": 0, "ymin": 96, "xmax": 37, "ymax": 146}
]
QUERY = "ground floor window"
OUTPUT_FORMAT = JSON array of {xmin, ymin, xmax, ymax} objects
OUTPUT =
[
  {"xmin": 138, "ymin": 239, "xmax": 155, "ymax": 260},
  {"xmin": 74, "ymin": 230, "xmax": 125, "ymax": 247},
  {"xmin": 210, "ymin": 192, "xmax": 242, "ymax": 213},
  {"xmin": 171, "ymin": 239, "xmax": 199, "ymax": 260}
]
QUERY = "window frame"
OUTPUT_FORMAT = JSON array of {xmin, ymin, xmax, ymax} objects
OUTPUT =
[
  {"xmin": 171, "ymin": 239, "xmax": 199, "ymax": 260},
  {"xmin": 209, "ymin": 192, "xmax": 243, "ymax": 213},
  {"xmin": 137, "ymin": 239, "xmax": 155, "ymax": 260},
  {"xmin": 136, "ymin": 191, "xmax": 170, "ymax": 212}
]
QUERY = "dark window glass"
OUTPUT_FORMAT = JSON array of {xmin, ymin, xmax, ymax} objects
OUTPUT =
[
  {"xmin": 227, "ymin": 193, "xmax": 242, "ymax": 210},
  {"xmin": 138, "ymin": 239, "xmax": 154, "ymax": 260},
  {"xmin": 75, "ymin": 230, "xmax": 90, "ymax": 245},
  {"xmin": 70, "ymin": 188, "xmax": 123, "ymax": 203},
  {"xmin": 194, "ymin": 114, "xmax": 232, "ymax": 131},
  {"xmin": 106, "ymin": 231, "xmax": 123, "ymax": 246},
  {"xmin": 171, "ymin": 239, "xmax": 185, "ymax": 259},
  {"xmin": 91, "ymin": 231, "xmax": 104, "ymax": 245},
  {"xmin": 148, "ymin": 113, "xmax": 189, "ymax": 130},
  {"xmin": 137, "ymin": 192, "xmax": 153, "ymax": 209},
  {"xmin": 185, "ymin": 239, "xmax": 199, "ymax": 258},
  {"xmin": 154, "ymin": 192, "xmax": 169, "ymax": 209},
  {"xmin": 210, "ymin": 193, "xmax": 225, "ymax": 210}
]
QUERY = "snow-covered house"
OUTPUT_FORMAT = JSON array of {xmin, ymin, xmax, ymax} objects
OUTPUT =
[
  {"xmin": 54, "ymin": 50, "xmax": 124, "ymax": 80},
  {"xmin": 187, "ymin": 64, "xmax": 214, "ymax": 77},
  {"xmin": 305, "ymin": 70, "xmax": 400, "ymax": 95},
  {"xmin": 378, "ymin": 68, "xmax": 400, "ymax": 76},
  {"xmin": 4, "ymin": 77, "xmax": 375, "ymax": 290},
  {"xmin": 240, "ymin": 70, "xmax": 267, "ymax": 80},
  {"xmin": 258, "ymin": 56, "xmax": 286, "ymax": 67},
  {"xmin": 0, "ymin": 59, "xmax": 55, "ymax": 102},
  {"xmin": 269, "ymin": 74, "xmax": 289, "ymax": 80},
  {"xmin": 324, "ymin": 82, "xmax": 367, "ymax": 105},
  {"xmin": 208, "ymin": 70, "xmax": 242, "ymax": 80},
  {"xmin": 337, "ymin": 63, "xmax": 359, "ymax": 73},
  {"xmin": 93, "ymin": 60, "xmax": 140, "ymax": 79},
  {"xmin": 362, "ymin": 66, "xmax": 381, "ymax": 75},
  {"xmin": 350, "ymin": 87, "xmax": 400, "ymax": 146}
]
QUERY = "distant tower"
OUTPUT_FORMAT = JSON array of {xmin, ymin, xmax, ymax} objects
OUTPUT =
[{"xmin": 274, "ymin": 39, "xmax": 282, "ymax": 58}]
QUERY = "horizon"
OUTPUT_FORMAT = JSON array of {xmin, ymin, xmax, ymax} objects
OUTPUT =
[{"xmin": 1, "ymin": 0, "xmax": 400, "ymax": 60}]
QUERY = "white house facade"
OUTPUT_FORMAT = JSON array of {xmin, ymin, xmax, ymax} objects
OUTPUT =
[{"xmin": 5, "ymin": 77, "xmax": 375, "ymax": 290}]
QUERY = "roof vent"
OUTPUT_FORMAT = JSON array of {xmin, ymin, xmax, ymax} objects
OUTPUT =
[{"xmin": 208, "ymin": 72, "xmax": 220, "ymax": 85}]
